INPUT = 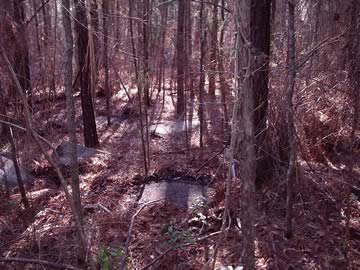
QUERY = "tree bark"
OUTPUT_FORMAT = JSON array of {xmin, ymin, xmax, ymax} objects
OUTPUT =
[
  {"xmin": 142, "ymin": 0, "xmax": 151, "ymax": 107},
  {"xmin": 62, "ymin": 0, "xmax": 82, "ymax": 222},
  {"xmin": 208, "ymin": 0, "xmax": 219, "ymax": 97},
  {"xmin": 176, "ymin": 0, "xmax": 186, "ymax": 118},
  {"xmin": 74, "ymin": 0, "xmax": 99, "ymax": 148},
  {"xmin": 232, "ymin": 0, "xmax": 256, "ymax": 268},
  {"xmin": 218, "ymin": 0, "xmax": 229, "ymax": 135},
  {"xmin": 13, "ymin": 0, "xmax": 32, "ymax": 108},
  {"xmin": 250, "ymin": 0, "xmax": 273, "ymax": 187},
  {"xmin": 199, "ymin": 0, "xmax": 206, "ymax": 148},
  {"xmin": 285, "ymin": 0, "xmax": 297, "ymax": 239},
  {"xmin": 103, "ymin": 0, "xmax": 111, "ymax": 126}
]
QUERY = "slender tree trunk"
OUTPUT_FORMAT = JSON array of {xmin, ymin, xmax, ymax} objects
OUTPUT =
[
  {"xmin": 41, "ymin": 0, "xmax": 50, "ymax": 45},
  {"xmin": 52, "ymin": 0, "xmax": 57, "ymax": 98},
  {"xmin": 185, "ymin": 0, "xmax": 193, "ymax": 100},
  {"xmin": 158, "ymin": 1, "xmax": 169, "ymax": 96},
  {"xmin": 90, "ymin": 0, "xmax": 99, "ymax": 67},
  {"xmin": 74, "ymin": 0, "xmax": 99, "ymax": 148},
  {"xmin": 142, "ymin": 0, "xmax": 151, "ymax": 107},
  {"xmin": 199, "ymin": 0, "xmax": 206, "ymax": 148},
  {"xmin": 176, "ymin": 0, "xmax": 186, "ymax": 118},
  {"xmin": 232, "ymin": 0, "xmax": 256, "ymax": 268},
  {"xmin": 62, "ymin": 0, "xmax": 81, "ymax": 220},
  {"xmin": 285, "ymin": 0, "xmax": 297, "ymax": 239},
  {"xmin": 218, "ymin": 0, "xmax": 229, "ymax": 134},
  {"xmin": 208, "ymin": 0, "xmax": 219, "ymax": 97},
  {"xmin": 103, "ymin": 0, "xmax": 111, "ymax": 126},
  {"xmin": 31, "ymin": 0, "xmax": 41, "ymax": 56},
  {"xmin": 13, "ymin": 0, "xmax": 32, "ymax": 109},
  {"xmin": 128, "ymin": 0, "xmax": 148, "ymax": 175},
  {"xmin": 115, "ymin": 0, "xmax": 121, "ymax": 49},
  {"xmin": 61, "ymin": 2, "xmax": 96, "ymax": 268}
]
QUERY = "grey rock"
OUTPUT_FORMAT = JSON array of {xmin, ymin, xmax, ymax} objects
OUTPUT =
[
  {"xmin": 53, "ymin": 141, "xmax": 97, "ymax": 166},
  {"xmin": 139, "ymin": 181, "xmax": 207, "ymax": 209},
  {"xmin": 0, "ymin": 155, "xmax": 32, "ymax": 187}
]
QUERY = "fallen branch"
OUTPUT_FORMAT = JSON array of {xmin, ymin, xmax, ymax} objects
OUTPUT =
[
  {"xmin": 194, "ymin": 145, "xmax": 227, "ymax": 174},
  {"xmin": 0, "ymin": 257, "xmax": 82, "ymax": 270}
]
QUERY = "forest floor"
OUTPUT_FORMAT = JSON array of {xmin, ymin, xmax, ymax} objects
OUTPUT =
[{"xmin": 0, "ymin": 88, "xmax": 359, "ymax": 270}]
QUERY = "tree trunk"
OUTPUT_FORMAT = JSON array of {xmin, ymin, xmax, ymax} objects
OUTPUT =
[
  {"xmin": 128, "ymin": 0, "xmax": 149, "ymax": 175},
  {"xmin": 218, "ymin": 0, "xmax": 229, "ymax": 134},
  {"xmin": 41, "ymin": 0, "xmax": 50, "ymax": 45},
  {"xmin": 74, "ymin": 0, "xmax": 99, "ymax": 148},
  {"xmin": 344, "ymin": 0, "xmax": 360, "ymax": 262},
  {"xmin": 90, "ymin": 0, "xmax": 99, "ymax": 67},
  {"xmin": 176, "ymin": 0, "xmax": 186, "ymax": 118},
  {"xmin": 199, "ymin": 0, "xmax": 206, "ymax": 148},
  {"xmin": 103, "ymin": 0, "xmax": 111, "ymax": 126},
  {"xmin": 285, "ymin": 0, "xmax": 297, "ymax": 239},
  {"xmin": 31, "ymin": 0, "xmax": 41, "ymax": 56},
  {"xmin": 142, "ymin": 0, "xmax": 151, "ymax": 107},
  {"xmin": 250, "ymin": 0, "xmax": 272, "ymax": 187},
  {"xmin": 62, "ymin": 0, "xmax": 81, "ymax": 221},
  {"xmin": 13, "ymin": 0, "xmax": 32, "ymax": 108},
  {"xmin": 232, "ymin": 0, "xmax": 256, "ymax": 268},
  {"xmin": 208, "ymin": 0, "xmax": 219, "ymax": 97}
]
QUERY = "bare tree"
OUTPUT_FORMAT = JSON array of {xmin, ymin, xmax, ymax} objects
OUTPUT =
[
  {"xmin": 74, "ymin": 0, "xmax": 99, "ymax": 148},
  {"xmin": 231, "ymin": 0, "xmax": 256, "ymax": 268},
  {"xmin": 199, "ymin": 0, "xmax": 207, "ymax": 148},
  {"xmin": 251, "ymin": 0, "xmax": 273, "ymax": 186},
  {"xmin": 13, "ymin": 0, "xmax": 32, "ymax": 108},
  {"xmin": 176, "ymin": 0, "xmax": 186, "ymax": 118},
  {"xmin": 285, "ymin": 0, "xmax": 297, "ymax": 239},
  {"xmin": 103, "ymin": 0, "xmax": 111, "ymax": 126},
  {"xmin": 208, "ymin": 0, "xmax": 219, "ymax": 97},
  {"xmin": 62, "ymin": 0, "xmax": 82, "ymax": 224}
]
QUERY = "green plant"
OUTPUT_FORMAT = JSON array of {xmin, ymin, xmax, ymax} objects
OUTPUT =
[{"xmin": 161, "ymin": 220, "xmax": 194, "ymax": 249}]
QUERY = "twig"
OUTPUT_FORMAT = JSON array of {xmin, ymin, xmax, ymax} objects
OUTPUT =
[
  {"xmin": 97, "ymin": 203, "xmax": 112, "ymax": 214},
  {"xmin": 25, "ymin": 0, "xmax": 51, "ymax": 26},
  {"xmin": 0, "ymin": 257, "xmax": 82, "ymax": 270},
  {"xmin": 119, "ymin": 200, "xmax": 163, "ymax": 270},
  {"xmin": 194, "ymin": 145, "xmax": 227, "ymax": 174}
]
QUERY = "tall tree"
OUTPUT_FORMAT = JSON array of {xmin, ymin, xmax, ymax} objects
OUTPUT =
[
  {"xmin": 285, "ymin": 0, "xmax": 297, "ymax": 238},
  {"xmin": 176, "ymin": 0, "xmax": 186, "ymax": 118},
  {"xmin": 208, "ymin": 0, "xmax": 219, "ymax": 97},
  {"xmin": 199, "ymin": 0, "xmax": 206, "ymax": 147},
  {"xmin": 218, "ymin": 0, "xmax": 229, "ymax": 133},
  {"xmin": 41, "ymin": 0, "xmax": 50, "ymax": 45},
  {"xmin": 13, "ymin": 0, "xmax": 32, "ymax": 108},
  {"xmin": 74, "ymin": 0, "xmax": 99, "ymax": 148},
  {"xmin": 250, "ymin": 0, "xmax": 272, "ymax": 186},
  {"xmin": 61, "ymin": 2, "xmax": 96, "ymax": 268},
  {"xmin": 231, "ymin": 0, "xmax": 256, "ymax": 268},
  {"xmin": 103, "ymin": 0, "xmax": 111, "ymax": 126},
  {"xmin": 142, "ymin": 0, "xmax": 151, "ymax": 107},
  {"xmin": 62, "ymin": 0, "xmax": 81, "ymax": 220}
]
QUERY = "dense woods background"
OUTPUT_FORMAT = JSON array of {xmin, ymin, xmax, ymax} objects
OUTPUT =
[{"xmin": 0, "ymin": 0, "xmax": 359, "ymax": 269}]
